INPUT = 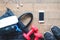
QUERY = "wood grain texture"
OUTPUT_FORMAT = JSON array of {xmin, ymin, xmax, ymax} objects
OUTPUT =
[{"xmin": 0, "ymin": 0, "xmax": 60, "ymax": 34}]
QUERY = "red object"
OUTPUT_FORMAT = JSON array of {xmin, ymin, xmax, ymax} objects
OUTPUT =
[
  {"xmin": 34, "ymin": 33, "xmax": 43, "ymax": 40},
  {"xmin": 23, "ymin": 25, "xmax": 43, "ymax": 40},
  {"xmin": 23, "ymin": 26, "xmax": 38, "ymax": 40}
]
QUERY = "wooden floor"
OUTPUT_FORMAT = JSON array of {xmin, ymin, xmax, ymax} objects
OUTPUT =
[{"xmin": 0, "ymin": 0, "xmax": 60, "ymax": 34}]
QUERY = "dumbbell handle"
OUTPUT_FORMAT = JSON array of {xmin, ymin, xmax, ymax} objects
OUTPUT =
[
  {"xmin": 27, "ymin": 29, "xmax": 34, "ymax": 36},
  {"xmin": 34, "ymin": 33, "xmax": 43, "ymax": 40},
  {"xmin": 34, "ymin": 37, "xmax": 38, "ymax": 40}
]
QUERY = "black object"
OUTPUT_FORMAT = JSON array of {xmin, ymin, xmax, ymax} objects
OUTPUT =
[
  {"xmin": 39, "ymin": 11, "xmax": 44, "ymax": 23},
  {"xmin": 0, "ymin": 8, "xmax": 20, "ymax": 40},
  {"xmin": 18, "ymin": 12, "xmax": 33, "ymax": 33},
  {"xmin": 0, "ymin": 8, "xmax": 19, "ymax": 35},
  {"xmin": 44, "ymin": 32, "xmax": 57, "ymax": 40},
  {"xmin": 51, "ymin": 26, "xmax": 60, "ymax": 40},
  {"xmin": 44, "ymin": 26, "xmax": 60, "ymax": 40}
]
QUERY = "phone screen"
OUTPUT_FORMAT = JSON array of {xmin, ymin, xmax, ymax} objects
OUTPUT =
[{"xmin": 39, "ymin": 12, "xmax": 44, "ymax": 21}]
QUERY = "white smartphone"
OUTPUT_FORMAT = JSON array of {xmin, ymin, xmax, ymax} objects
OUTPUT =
[{"xmin": 38, "ymin": 10, "xmax": 44, "ymax": 23}]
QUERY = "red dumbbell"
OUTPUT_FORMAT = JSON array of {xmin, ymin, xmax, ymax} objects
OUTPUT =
[
  {"xmin": 23, "ymin": 26, "xmax": 38, "ymax": 40},
  {"xmin": 34, "ymin": 33, "xmax": 43, "ymax": 40}
]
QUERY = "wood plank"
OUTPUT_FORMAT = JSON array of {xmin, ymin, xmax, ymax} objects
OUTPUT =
[{"xmin": 0, "ymin": 3, "xmax": 60, "ymax": 33}]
